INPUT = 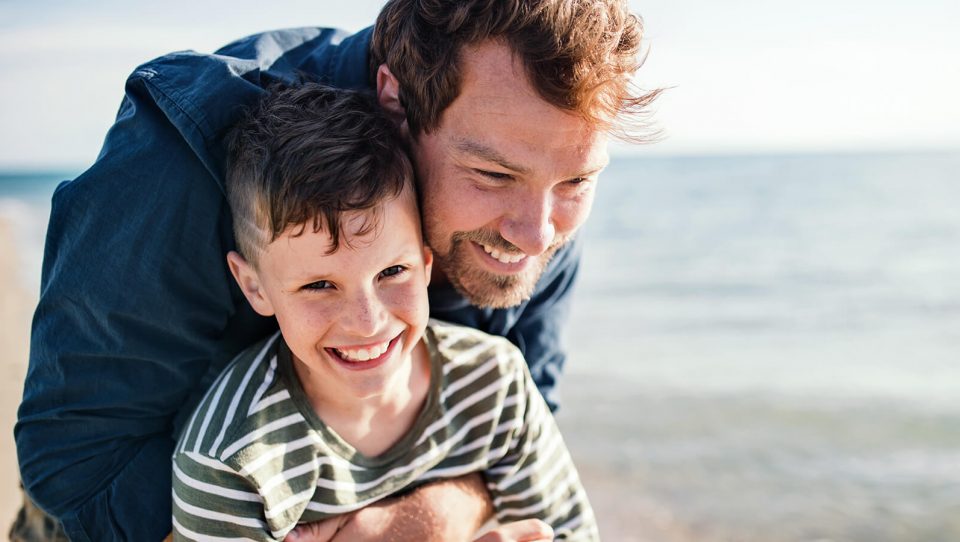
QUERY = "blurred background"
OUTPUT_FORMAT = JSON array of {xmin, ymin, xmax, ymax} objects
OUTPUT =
[{"xmin": 1, "ymin": 1, "xmax": 958, "ymax": 540}]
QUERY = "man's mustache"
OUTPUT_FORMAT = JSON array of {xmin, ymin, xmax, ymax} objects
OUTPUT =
[{"xmin": 451, "ymin": 229, "xmax": 569, "ymax": 256}]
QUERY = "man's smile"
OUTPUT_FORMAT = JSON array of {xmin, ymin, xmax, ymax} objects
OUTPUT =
[{"xmin": 476, "ymin": 240, "xmax": 529, "ymax": 267}]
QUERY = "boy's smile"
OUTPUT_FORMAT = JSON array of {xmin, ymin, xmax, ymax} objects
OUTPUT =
[
  {"xmin": 326, "ymin": 332, "xmax": 401, "ymax": 369},
  {"xmin": 228, "ymin": 183, "xmax": 433, "ymax": 408}
]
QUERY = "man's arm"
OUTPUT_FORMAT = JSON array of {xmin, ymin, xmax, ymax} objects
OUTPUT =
[
  {"xmin": 15, "ymin": 27, "xmax": 372, "ymax": 540},
  {"xmin": 329, "ymin": 474, "xmax": 493, "ymax": 542},
  {"xmin": 15, "ymin": 76, "xmax": 248, "ymax": 541},
  {"xmin": 287, "ymin": 484, "xmax": 549, "ymax": 542}
]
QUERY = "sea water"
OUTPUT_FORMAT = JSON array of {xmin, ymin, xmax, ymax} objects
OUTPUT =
[
  {"xmin": 2, "ymin": 152, "xmax": 958, "ymax": 540},
  {"xmin": 561, "ymin": 151, "xmax": 960, "ymax": 541}
]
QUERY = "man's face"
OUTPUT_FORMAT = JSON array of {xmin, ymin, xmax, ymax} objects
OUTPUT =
[{"xmin": 408, "ymin": 41, "xmax": 609, "ymax": 308}]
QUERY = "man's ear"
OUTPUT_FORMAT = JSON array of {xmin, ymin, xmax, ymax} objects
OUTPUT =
[
  {"xmin": 226, "ymin": 251, "xmax": 275, "ymax": 317},
  {"xmin": 376, "ymin": 64, "xmax": 407, "ymax": 127},
  {"xmin": 422, "ymin": 245, "xmax": 434, "ymax": 287}
]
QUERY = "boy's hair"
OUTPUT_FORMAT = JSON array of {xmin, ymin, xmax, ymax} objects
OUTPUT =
[
  {"xmin": 370, "ymin": 0, "xmax": 662, "ymax": 142},
  {"xmin": 226, "ymin": 84, "xmax": 411, "ymax": 264}
]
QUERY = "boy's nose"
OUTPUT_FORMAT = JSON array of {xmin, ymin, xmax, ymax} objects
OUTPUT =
[{"xmin": 341, "ymin": 290, "xmax": 386, "ymax": 337}]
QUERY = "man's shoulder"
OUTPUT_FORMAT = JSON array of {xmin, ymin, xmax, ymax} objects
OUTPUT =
[
  {"xmin": 133, "ymin": 26, "xmax": 372, "ymax": 89},
  {"xmin": 120, "ymin": 26, "xmax": 374, "ymax": 189}
]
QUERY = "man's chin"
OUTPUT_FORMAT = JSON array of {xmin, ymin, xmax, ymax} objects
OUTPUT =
[
  {"xmin": 442, "ymin": 256, "xmax": 549, "ymax": 309},
  {"xmin": 432, "ymin": 233, "xmax": 567, "ymax": 309},
  {"xmin": 451, "ymin": 272, "xmax": 535, "ymax": 309}
]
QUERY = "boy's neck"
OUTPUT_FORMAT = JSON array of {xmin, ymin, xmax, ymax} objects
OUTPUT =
[{"xmin": 295, "ymin": 338, "xmax": 433, "ymax": 458}]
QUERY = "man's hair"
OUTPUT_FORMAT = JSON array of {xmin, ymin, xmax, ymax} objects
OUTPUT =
[
  {"xmin": 226, "ymin": 84, "xmax": 411, "ymax": 264},
  {"xmin": 370, "ymin": 0, "xmax": 661, "ymax": 141}
]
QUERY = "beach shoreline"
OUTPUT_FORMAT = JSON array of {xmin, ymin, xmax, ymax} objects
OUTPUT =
[{"xmin": 0, "ymin": 219, "xmax": 33, "ymax": 530}]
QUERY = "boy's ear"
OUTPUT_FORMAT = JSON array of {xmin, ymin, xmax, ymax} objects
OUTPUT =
[
  {"xmin": 226, "ymin": 251, "xmax": 276, "ymax": 317},
  {"xmin": 422, "ymin": 246, "xmax": 434, "ymax": 287},
  {"xmin": 376, "ymin": 64, "xmax": 407, "ymax": 128}
]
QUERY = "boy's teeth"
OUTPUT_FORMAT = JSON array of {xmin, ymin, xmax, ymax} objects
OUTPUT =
[
  {"xmin": 336, "ymin": 340, "xmax": 390, "ymax": 362},
  {"xmin": 480, "ymin": 243, "xmax": 525, "ymax": 264}
]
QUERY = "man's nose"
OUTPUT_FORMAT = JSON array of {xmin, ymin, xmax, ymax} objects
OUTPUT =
[{"xmin": 500, "ymin": 192, "xmax": 556, "ymax": 256}]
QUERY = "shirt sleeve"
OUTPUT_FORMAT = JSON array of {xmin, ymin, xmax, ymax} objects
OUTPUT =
[
  {"xmin": 507, "ymin": 236, "xmax": 583, "ymax": 412},
  {"xmin": 172, "ymin": 452, "xmax": 275, "ymax": 542},
  {"xmin": 482, "ymin": 351, "xmax": 600, "ymax": 541}
]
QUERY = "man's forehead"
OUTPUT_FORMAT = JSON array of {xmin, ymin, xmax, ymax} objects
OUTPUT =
[{"xmin": 450, "ymin": 130, "xmax": 610, "ymax": 174}]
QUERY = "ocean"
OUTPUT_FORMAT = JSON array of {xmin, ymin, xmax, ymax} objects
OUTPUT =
[{"xmin": 2, "ymin": 151, "xmax": 958, "ymax": 541}]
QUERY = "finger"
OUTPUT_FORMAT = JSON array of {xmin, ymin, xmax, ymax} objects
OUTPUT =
[
  {"xmin": 472, "ymin": 519, "xmax": 555, "ymax": 542},
  {"xmin": 283, "ymin": 517, "xmax": 342, "ymax": 542}
]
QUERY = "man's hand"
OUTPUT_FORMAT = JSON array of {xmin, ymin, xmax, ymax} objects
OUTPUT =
[
  {"xmin": 283, "ymin": 514, "xmax": 349, "ymax": 542},
  {"xmin": 472, "ymin": 519, "xmax": 554, "ymax": 542},
  {"xmin": 284, "ymin": 473, "xmax": 493, "ymax": 542}
]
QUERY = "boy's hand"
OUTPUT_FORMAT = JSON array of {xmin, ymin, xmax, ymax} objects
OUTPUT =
[
  {"xmin": 284, "ymin": 473, "xmax": 493, "ymax": 541},
  {"xmin": 472, "ymin": 519, "xmax": 555, "ymax": 542}
]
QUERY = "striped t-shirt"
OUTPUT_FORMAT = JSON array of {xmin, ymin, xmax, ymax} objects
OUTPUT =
[{"xmin": 172, "ymin": 319, "xmax": 599, "ymax": 541}]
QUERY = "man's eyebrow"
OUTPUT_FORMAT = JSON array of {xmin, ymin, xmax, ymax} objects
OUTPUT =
[
  {"xmin": 453, "ymin": 138, "xmax": 530, "ymax": 174},
  {"xmin": 582, "ymin": 157, "xmax": 611, "ymax": 176}
]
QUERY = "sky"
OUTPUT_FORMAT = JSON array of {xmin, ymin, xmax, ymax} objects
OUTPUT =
[{"xmin": 0, "ymin": 0, "xmax": 958, "ymax": 168}]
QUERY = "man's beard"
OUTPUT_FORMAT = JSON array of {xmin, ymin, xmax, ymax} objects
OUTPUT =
[{"xmin": 431, "ymin": 228, "xmax": 567, "ymax": 309}]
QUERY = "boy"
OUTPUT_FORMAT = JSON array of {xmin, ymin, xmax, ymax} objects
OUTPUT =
[{"xmin": 171, "ymin": 84, "xmax": 599, "ymax": 541}]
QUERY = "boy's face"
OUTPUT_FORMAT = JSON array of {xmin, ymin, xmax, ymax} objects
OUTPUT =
[{"xmin": 228, "ymin": 184, "xmax": 433, "ymax": 400}]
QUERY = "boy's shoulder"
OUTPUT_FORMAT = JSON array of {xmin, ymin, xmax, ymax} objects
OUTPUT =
[
  {"xmin": 425, "ymin": 319, "xmax": 527, "ymax": 378},
  {"xmin": 175, "ymin": 332, "xmax": 298, "ymax": 463},
  {"xmin": 426, "ymin": 318, "xmax": 518, "ymax": 350}
]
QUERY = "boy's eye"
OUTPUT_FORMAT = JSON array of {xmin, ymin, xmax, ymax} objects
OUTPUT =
[
  {"xmin": 303, "ymin": 280, "xmax": 333, "ymax": 291},
  {"xmin": 379, "ymin": 265, "xmax": 406, "ymax": 278}
]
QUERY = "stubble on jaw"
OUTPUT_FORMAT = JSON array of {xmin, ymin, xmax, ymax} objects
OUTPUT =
[{"xmin": 430, "ymin": 228, "xmax": 567, "ymax": 309}]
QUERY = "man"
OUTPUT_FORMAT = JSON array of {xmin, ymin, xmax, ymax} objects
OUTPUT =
[{"xmin": 15, "ymin": 0, "xmax": 659, "ymax": 540}]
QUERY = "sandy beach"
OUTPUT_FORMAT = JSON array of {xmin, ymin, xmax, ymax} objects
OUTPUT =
[{"xmin": 0, "ymin": 219, "xmax": 33, "ymax": 530}]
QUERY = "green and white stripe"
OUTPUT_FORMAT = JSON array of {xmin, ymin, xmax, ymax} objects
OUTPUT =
[{"xmin": 172, "ymin": 320, "xmax": 599, "ymax": 541}]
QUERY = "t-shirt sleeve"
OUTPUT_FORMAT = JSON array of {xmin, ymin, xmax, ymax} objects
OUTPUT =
[
  {"xmin": 482, "ymin": 349, "xmax": 600, "ymax": 541},
  {"xmin": 173, "ymin": 451, "xmax": 275, "ymax": 541}
]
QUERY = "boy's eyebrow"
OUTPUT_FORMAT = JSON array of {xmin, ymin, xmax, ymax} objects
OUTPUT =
[{"xmin": 453, "ymin": 138, "xmax": 529, "ymax": 174}]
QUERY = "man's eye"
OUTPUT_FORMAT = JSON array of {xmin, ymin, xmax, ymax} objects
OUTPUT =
[
  {"xmin": 303, "ymin": 280, "xmax": 333, "ymax": 291},
  {"xmin": 477, "ymin": 169, "xmax": 513, "ymax": 181},
  {"xmin": 563, "ymin": 177, "xmax": 595, "ymax": 194},
  {"xmin": 379, "ymin": 265, "xmax": 406, "ymax": 278}
]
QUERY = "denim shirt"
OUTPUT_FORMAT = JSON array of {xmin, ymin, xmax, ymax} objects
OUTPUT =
[{"xmin": 14, "ymin": 26, "xmax": 580, "ymax": 541}]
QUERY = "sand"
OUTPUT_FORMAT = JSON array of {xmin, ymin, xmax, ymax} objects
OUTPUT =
[{"xmin": 0, "ymin": 220, "xmax": 33, "ymax": 530}]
